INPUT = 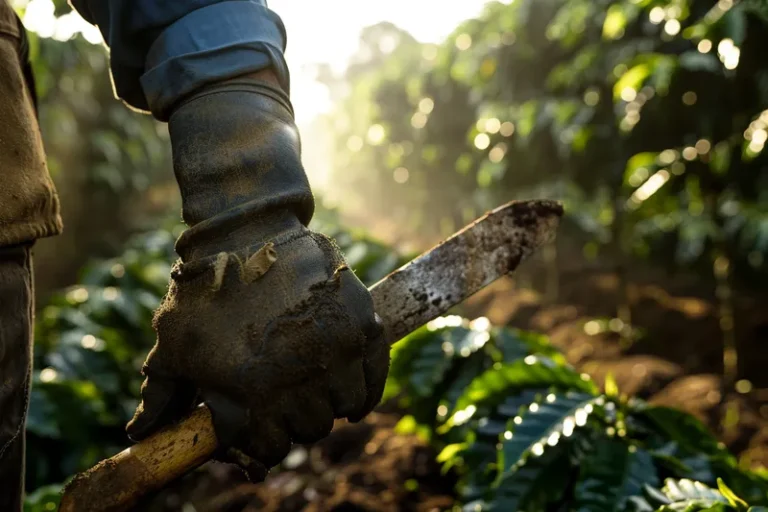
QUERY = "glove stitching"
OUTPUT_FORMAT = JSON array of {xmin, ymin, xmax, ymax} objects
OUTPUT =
[
  {"xmin": 211, "ymin": 242, "xmax": 278, "ymax": 291},
  {"xmin": 172, "ymin": 229, "xmax": 313, "ymax": 282}
]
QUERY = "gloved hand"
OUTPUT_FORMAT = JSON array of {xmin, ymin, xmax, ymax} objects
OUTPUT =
[{"xmin": 125, "ymin": 72, "xmax": 390, "ymax": 478}]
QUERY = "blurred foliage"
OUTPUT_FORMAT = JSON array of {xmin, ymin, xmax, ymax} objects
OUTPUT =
[
  {"xmin": 384, "ymin": 314, "xmax": 768, "ymax": 511},
  {"xmin": 27, "ymin": 34, "xmax": 171, "ymax": 197},
  {"xmin": 23, "ymin": 207, "xmax": 406, "ymax": 510},
  {"xmin": 323, "ymin": 0, "xmax": 768, "ymax": 286}
]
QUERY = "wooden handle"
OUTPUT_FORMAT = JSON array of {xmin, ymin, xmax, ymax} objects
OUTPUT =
[{"xmin": 59, "ymin": 406, "xmax": 217, "ymax": 512}]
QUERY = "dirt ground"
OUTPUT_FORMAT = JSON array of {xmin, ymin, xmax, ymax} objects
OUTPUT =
[
  {"xmin": 138, "ymin": 412, "xmax": 455, "ymax": 512},
  {"xmin": 138, "ymin": 256, "xmax": 768, "ymax": 511}
]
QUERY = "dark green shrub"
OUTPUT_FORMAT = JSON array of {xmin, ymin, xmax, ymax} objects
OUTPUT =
[{"xmin": 385, "ymin": 317, "xmax": 768, "ymax": 510}]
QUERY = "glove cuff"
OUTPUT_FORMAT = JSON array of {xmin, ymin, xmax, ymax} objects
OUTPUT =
[
  {"xmin": 172, "ymin": 227, "xmax": 313, "ymax": 281},
  {"xmin": 168, "ymin": 77, "xmax": 314, "ymax": 262}
]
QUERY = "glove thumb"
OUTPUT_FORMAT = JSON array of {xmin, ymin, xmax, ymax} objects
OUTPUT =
[{"xmin": 126, "ymin": 372, "xmax": 196, "ymax": 442}]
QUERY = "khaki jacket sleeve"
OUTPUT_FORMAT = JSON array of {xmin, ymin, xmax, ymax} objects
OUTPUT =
[{"xmin": 0, "ymin": 1, "xmax": 62, "ymax": 247}]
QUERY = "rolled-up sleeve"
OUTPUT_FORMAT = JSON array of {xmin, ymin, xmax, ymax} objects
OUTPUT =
[{"xmin": 69, "ymin": 0, "xmax": 289, "ymax": 120}]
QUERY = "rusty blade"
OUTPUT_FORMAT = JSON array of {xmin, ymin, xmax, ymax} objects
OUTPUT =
[{"xmin": 370, "ymin": 199, "xmax": 563, "ymax": 344}]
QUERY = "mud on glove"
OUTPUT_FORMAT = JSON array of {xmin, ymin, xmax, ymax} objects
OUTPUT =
[{"xmin": 125, "ymin": 73, "xmax": 390, "ymax": 478}]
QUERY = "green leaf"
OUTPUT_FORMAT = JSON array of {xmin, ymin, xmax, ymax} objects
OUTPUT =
[
  {"xmin": 493, "ymin": 328, "xmax": 565, "ymax": 365},
  {"xmin": 26, "ymin": 388, "xmax": 62, "ymax": 439},
  {"xmin": 627, "ymin": 152, "xmax": 659, "ymax": 171},
  {"xmin": 490, "ymin": 446, "xmax": 570, "ymax": 511},
  {"xmin": 717, "ymin": 478, "xmax": 748, "ymax": 509},
  {"xmin": 649, "ymin": 442, "xmax": 716, "ymax": 483},
  {"xmin": 605, "ymin": 372, "xmax": 620, "ymax": 397},
  {"xmin": 457, "ymin": 438, "xmax": 500, "ymax": 501},
  {"xmin": 724, "ymin": 6, "xmax": 748, "ymax": 45},
  {"xmin": 614, "ymin": 64, "xmax": 651, "ymax": 101},
  {"xmin": 437, "ymin": 443, "xmax": 468, "ymax": 463},
  {"xmin": 516, "ymin": 101, "xmax": 539, "ymax": 137},
  {"xmin": 490, "ymin": 463, "xmax": 549, "ymax": 511},
  {"xmin": 637, "ymin": 406, "xmax": 730, "ymax": 461},
  {"xmin": 573, "ymin": 439, "xmax": 659, "ymax": 512},
  {"xmin": 384, "ymin": 323, "xmax": 464, "ymax": 401},
  {"xmin": 678, "ymin": 52, "xmax": 721, "ymax": 73},
  {"xmin": 645, "ymin": 54, "xmax": 678, "ymax": 96},
  {"xmin": 394, "ymin": 415, "xmax": 432, "ymax": 441},
  {"xmin": 710, "ymin": 141, "xmax": 732, "ymax": 174},
  {"xmin": 497, "ymin": 393, "xmax": 601, "ymax": 476},
  {"xmin": 453, "ymin": 356, "xmax": 597, "ymax": 414},
  {"xmin": 414, "ymin": 325, "xmax": 489, "ymax": 399},
  {"xmin": 743, "ymin": 0, "xmax": 768, "ymax": 23},
  {"xmin": 603, "ymin": 5, "xmax": 627, "ymax": 40},
  {"xmin": 443, "ymin": 351, "xmax": 494, "ymax": 411},
  {"xmin": 23, "ymin": 484, "xmax": 62, "ymax": 512},
  {"xmin": 654, "ymin": 479, "xmax": 731, "ymax": 511}
]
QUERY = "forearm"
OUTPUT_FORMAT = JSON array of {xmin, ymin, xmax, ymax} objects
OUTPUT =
[
  {"xmin": 69, "ymin": 1, "xmax": 310, "ymax": 260},
  {"xmin": 68, "ymin": 0, "xmax": 289, "ymax": 120}
]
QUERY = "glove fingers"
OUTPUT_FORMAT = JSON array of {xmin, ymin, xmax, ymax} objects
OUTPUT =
[
  {"xmin": 126, "ymin": 372, "xmax": 195, "ymax": 442},
  {"xmin": 284, "ymin": 388, "xmax": 334, "ymax": 444},
  {"xmin": 223, "ymin": 447, "xmax": 268, "ymax": 483},
  {"xmin": 205, "ymin": 390, "xmax": 292, "ymax": 470},
  {"xmin": 201, "ymin": 389, "xmax": 249, "ymax": 449},
  {"xmin": 349, "ymin": 323, "xmax": 390, "ymax": 423},
  {"xmin": 329, "ymin": 358, "xmax": 367, "ymax": 420},
  {"xmin": 242, "ymin": 417, "xmax": 293, "ymax": 469},
  {"xmin": 334, "ymin": 269, "xmax": 390, "ymax": 424}
]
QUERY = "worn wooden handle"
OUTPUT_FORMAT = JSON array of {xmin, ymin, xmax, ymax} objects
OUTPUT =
[{"xmin": 59, "ymin": 406, "xmax": 218, "ymax": 512}]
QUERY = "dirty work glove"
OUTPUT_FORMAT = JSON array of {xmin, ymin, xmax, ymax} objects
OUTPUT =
[{"xmin": 125, "ymin": 73, "xmax": 390, "ymax": 477}]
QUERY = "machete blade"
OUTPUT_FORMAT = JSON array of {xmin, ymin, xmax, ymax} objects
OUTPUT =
[{"xmin": 370, "ymin": 199, "xmax": 563, "ymax": 343}]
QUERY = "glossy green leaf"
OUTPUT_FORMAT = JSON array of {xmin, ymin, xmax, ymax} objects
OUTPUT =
[
  {"xmin": 653, "ymin": 479, "xmax": 731, "ymax": 511},
  {"xmin": 638, "ymin": 407, "xmax": 731, "ymax": 461},
  {"xmin": 490, "ymin": 440, "xmax": 571, "ymax": 511},
  {"xmin": 717, "ymin": 478, "xmax": 748, "ymax": 509},
  {"xmin": 573, "ymin": 439, "xmax": 659, "ymax": 512},
  {"xmin": 453, "ymin": 358, "xmax": 597, "ymax": 414},
  {"xmin": 497, "ymin": 393, "xmax": 601, "ymax": 477}
]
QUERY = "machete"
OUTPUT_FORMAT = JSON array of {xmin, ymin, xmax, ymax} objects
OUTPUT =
[{"xmin": 58, "ymin": 199, "xmax": 563, "ymax": 511}]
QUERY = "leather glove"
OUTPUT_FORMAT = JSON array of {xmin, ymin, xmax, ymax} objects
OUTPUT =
[{"xmin": 125, "ymin": 73, "xmax": 390, "ymax": 477}]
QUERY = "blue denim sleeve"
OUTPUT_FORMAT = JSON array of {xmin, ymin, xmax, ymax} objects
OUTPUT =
[{"xmin": 69, "ymin": 0, "xmax": 288, "ymax": 120}]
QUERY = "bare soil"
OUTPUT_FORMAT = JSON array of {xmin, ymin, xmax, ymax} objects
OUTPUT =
[{"xmin": 138, "ymin": 413, "xmax": 455, "ymax": 512}]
